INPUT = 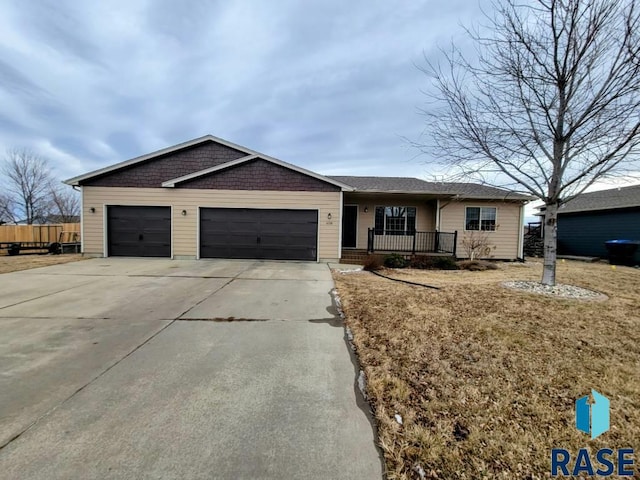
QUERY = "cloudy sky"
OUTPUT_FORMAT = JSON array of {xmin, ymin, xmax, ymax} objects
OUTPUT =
[
  {"xmin": 3, "ymin": 0, "xmax": 638, "ymax": 224},
  {"xmin": 0, "ymin": 0, "xmax": 488, "ymax": 183}
]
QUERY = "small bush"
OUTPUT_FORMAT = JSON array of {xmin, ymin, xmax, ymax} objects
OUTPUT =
[
  {"xmin": 384, "ymin": 253, "xmax": 409, "ymax": 268},
  {"xmin": 432, "ymin": 256, "xmax": 459, "ymax": 270},
  {"xmin": 409, "ymin": 255, "xmax": 459, "ymax": 270},
  {"xmin": 457, "ymin": 259, "xmax": 499, "ymax": 271},
  {"xmin": 363, "ymin": 255, "xmax": 383, "ymax": 271},
  {"xmin": 409, "ymin": 255, "xmax": 434, "ymax": 269}
]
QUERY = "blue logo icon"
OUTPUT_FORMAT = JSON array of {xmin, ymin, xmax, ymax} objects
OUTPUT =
[
  {"xmin": 551, "ymin": 391, "xmax": 634, "ymax": 476},
  {"xmin": 576, "ymin": 389, "xmax": 609, "ymax": 440}
]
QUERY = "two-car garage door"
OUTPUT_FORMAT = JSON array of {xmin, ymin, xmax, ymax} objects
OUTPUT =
[
  {"xmin": 106, "ymin": 206, "xmax": 318, "ymax": 261},
  {"xmin": 200, "ymin": 208, "xmax": 318, "ymax": 261}
]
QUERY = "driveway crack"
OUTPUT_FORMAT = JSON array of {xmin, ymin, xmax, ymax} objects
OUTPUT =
[
  {"xmin": 0, "ymin": 282, "xmax": 94, "ymax": 311},
  {"xmin": 0, "ymin": 319, "xmax": 174, "ymax": 453},
  {"xmin": 175, "ymin": 261, "xmax": 257, "ymax": 319}
]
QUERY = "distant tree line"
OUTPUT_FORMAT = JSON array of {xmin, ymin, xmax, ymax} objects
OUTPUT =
[{"xmin": 0, "ymin": 149, "xmax": 80, "ymax": 225}]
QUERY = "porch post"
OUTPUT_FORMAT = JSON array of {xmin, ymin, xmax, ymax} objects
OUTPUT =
[
  {"xmin": 453, "ymin": 230, "xmax": 458, "ymax": 257},
  {"xmin": 367, "ymin": 228, "xmax": 374, "ymax": 253}
]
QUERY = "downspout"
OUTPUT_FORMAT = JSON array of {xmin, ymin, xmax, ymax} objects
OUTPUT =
[
  {"xmin": 337, "ymin": 190, "xmax": 344, "ymax": 260},
  {"xmin": 438, "ymin": 196, "xmax": 457, "ymax": 254},
  {"xmin": 517, "ymin": 202, "xmax": 525, "ymax": 261},
  {"xmin": 74, "ymin": 185, "xmax": 84, "ymax": 254},
  {"xmin": 437, "ymin": 196, "xmax": 456, "ymax": 228}
]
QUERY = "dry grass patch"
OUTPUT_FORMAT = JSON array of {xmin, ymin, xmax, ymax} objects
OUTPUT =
[
  {"xmin": 0, "ymin": 254, "xmax": 87, "ymax": 274},
  {"xmin": 334, "ymin": 261, "xmax": 640, "ymax": 479}
]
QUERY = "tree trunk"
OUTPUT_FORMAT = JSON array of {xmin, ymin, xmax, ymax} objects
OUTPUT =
[{"xmin": 542, "ymin": 203, "xmax": 558, "ymax": 286}]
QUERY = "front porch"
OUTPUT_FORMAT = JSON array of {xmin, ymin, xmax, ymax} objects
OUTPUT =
[
  {"xmin": 341, "ymin": 193, "xmax": 440, "ymax": 251},
  {"xmin": 366, "ymin": 229, "xmax": 457, "ymax": 255},
  {"xmin": 340, "ymin": 193, "xmax": 458, "ymax": 261},
  {"xmin": 340, "ymin": 229, "xmax": 457, "ymax": 264},
  {"xmin": 340, "ymin": 249, "xmax": 455, "ymax": 265}
]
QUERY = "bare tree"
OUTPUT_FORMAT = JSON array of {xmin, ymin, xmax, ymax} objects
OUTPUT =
[
  {"xmin": 461, "ymin": 230, "xmax": 497, "ymax": 260},
  {"xmin": 1, "ymin": 149, "xmax": 54, "ymax": 224},
  {"xmin": 420, "ymin": 0, "xmax": 640, "ymax": 285},
  {"xmin": 0, "ymin": 193, "xmax": 16, "ymax": 225},
  {"xmin": 49, "ymin": 185, "xmax": 80, "ymax": 222}
]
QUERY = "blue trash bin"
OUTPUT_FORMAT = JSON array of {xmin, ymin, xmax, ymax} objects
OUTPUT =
[{"xmin": 604, "ymin": 240, "xmax": 640, "ymax": 266}]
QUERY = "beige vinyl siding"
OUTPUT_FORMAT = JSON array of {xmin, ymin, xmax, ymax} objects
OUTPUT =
[
  {"xmin": 82, "ymin": 187, "xmax": 341, "ymax": 260},
  {"xmin": 439, "ymin": 200, "xmax": 522, "ymax": 259},
  {"xmin": 343, "ymin": 194, "xmax": 436, "ymax": 249}
]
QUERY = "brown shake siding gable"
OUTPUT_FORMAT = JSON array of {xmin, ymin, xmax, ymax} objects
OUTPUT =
[
  {"xmin": 178, "ymin": 159, "xmax": 340, "ymax": 192},
  {"xmin": 81, "ymin": 141, "xmax": 246, "ymax": 188}
]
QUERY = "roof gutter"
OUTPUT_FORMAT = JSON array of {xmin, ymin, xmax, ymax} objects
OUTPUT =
[{"xmin": 347, "ymin": 190, "xmax": 532, "ymax": 201}]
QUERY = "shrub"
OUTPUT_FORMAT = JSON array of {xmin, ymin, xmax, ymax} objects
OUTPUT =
[
  {"xmin": 384, "ymin": 253, "xmax": 408, "ymax": 268},
  {"xmin": 409, "ymin": 255, "xmax": 459, "ymax": 270},
  {"xmin": 363, "ymin": 255, "xmax": 383, "ymax": 271},
  {"xmin": 461, "ymin": 230, "xmax": 497, "ymax": 259},
  {"xmin": 432, "ymin": 256, "xmax": 459, "ymax": 270},
  {"xmin": 409, "ymin": 255, "xmax": 434, "ymax": 269},
  {"xmin": 457, "ymin": 259, "xmax": 499, "ymax": 271}
]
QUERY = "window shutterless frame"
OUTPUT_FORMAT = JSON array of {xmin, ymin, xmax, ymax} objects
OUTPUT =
[
  {"xmin": 374, "ymin": 205, "xmax": 418, "ymax": 235},
  {"xmin": 464, "ymin": 206, "xmax": 498, "ymax": 231}
]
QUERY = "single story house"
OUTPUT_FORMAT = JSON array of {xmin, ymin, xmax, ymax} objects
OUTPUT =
[
  {"xmin": 64, "ymin": 135, "xmax": 530, "ymax": 262},
  {"xmin": 554, "ymin": 184, "xmax": 640, "ymax": 260}
]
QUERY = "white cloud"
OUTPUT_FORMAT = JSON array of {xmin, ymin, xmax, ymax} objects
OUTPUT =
[{"xmin": 0, "ymin": 0, "xmax": 512, "ymax": 186}]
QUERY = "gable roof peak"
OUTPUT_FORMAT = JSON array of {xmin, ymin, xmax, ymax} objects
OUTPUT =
[{"xmin": 64, "ymin": 134, "xmax": 352, "ymax": 190}]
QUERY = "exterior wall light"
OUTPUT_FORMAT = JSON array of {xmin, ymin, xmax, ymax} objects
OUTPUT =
[
  {"xmin": 89, "ymin": 207, "xmax": 96, "ymax": 213},
  {"xmin": 327, "ymin": 213, "xmax": 332, "ymax": 220},
  {"xmin": 364, "ymin": 206, "xmax": 369, "ymax": 213},
  {"xmin": 181, "ymin": 210, "xmax": 187, "ymax": 216}
]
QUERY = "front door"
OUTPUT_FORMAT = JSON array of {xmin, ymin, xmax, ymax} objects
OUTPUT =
[{"xmin": 342, "ymin": 205, "xmax": 358, "ymax": 248}]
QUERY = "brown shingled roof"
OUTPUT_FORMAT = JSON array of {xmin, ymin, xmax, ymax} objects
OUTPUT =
[{"xmin": 328, "ymin": 176, "xmax": 532, "ymax": 200}]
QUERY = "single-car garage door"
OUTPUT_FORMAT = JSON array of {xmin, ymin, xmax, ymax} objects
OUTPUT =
[
  {"xmin": 107, "ymin": 206, "xmax": 171, "ymax": 257},
  {"xmin": 200, "ymin": 208, "xmax": 318, "ymax": 261}
]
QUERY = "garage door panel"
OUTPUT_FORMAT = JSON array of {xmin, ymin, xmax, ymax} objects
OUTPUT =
[
  {"xmin": 142, "ymin": 244, "xmax": 171, "ymax": 257},
  {"xmin": 200, "ymin": 208, "xmax": 317, "ymax": 261},
  {"xmin": 260, "ymin": 233, "xmax": 315, "ymax": 246},
  {"xmin": 260, "ymin": 246, "xmax": 315, "ymax": 260},
  {"xmin": 201, "ymin": 244, "xmax": 258, "ymax": 259},
  {"xmin": 202, "ymin": 235, "xmax": 257, "ymax": 251},
  {"xmin": 108, "ymin": 206, "xmax": 171, "ymax": 257}
]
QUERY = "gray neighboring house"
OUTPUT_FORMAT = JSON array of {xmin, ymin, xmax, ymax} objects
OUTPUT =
[{"xmin": 553, "ymin": 184, "xmax": 640, "ymax": 260}]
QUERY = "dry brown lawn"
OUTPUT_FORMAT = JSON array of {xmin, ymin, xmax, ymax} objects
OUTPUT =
[
  {"xmin": 0, "ymin": 254, "xmax": 87, "ymax": 274},
  {"xmin": 333, "ymin": 260, "xmax": 640, "ymax": 479}
]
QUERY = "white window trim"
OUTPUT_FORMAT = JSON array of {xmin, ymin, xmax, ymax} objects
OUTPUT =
[
  {"xmin": 464, "ymin": 206, "xmax": 498, "ymax": 232},
  {"xmin": 374, "ymin": 205, "xmax": 418, "ymax": 233}
]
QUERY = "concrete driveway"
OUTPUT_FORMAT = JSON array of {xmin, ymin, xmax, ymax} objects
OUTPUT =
[{"xmin": 0, "ymin": 258, "xmax": 382, "ymax": 479}]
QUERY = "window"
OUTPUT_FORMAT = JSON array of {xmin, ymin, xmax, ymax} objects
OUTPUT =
[
  {"xmin": 465, "ymin": 207, "xmax": 497, "ymax": 231},
  {"xmin": 374, "ymin": 206, "xmax": 416, "ymax": 235}
]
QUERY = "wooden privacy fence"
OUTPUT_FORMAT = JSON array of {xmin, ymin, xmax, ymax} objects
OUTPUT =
[{"xmin": 0, "ymin": 223, "xmax": 81, "ymax": 243}]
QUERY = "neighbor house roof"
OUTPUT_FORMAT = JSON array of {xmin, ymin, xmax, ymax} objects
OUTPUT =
[
  {"xmin": 558, "ymin": 184, "xmax": 640, "ymax": 214},
  {"xmin": 329, "ymin": 176, "xmax": 532, "ymax": 200},
  {"xmin": 65, "ymin": 135, "xmax": 354, "ymax": 191}
]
